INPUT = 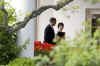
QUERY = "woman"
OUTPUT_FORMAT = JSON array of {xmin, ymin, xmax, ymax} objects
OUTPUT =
[{"xmin": 53, "ymin": 22, "xmax": 66, "ymax": 44}]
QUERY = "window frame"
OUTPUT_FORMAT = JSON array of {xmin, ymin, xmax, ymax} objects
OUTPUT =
[{"xmin": 86, "ymin": 8, "xmax": 100, "ymax": 36}]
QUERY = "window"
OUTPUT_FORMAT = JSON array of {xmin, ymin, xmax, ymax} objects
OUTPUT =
[
  {"xmin": 86, "ymin": 8, "xmax": 100, "ymax": 44},
  {"xmin": 92, "ymin": 14, "xmax": 100, "ymax": 37}
]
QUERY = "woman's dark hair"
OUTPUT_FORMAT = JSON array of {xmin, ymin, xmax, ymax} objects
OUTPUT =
[
  {"xmin": 58, "ymin": 22, "xmax": 64, "ymax": 28},
  {"xmin": 50, "ymin": 17, "xmax": 56, "ymax": 23}
]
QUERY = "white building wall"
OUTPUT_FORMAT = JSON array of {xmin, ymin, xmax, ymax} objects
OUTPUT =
[
  {"xmin": 37, "ymin": 0, "xmax": 100, "ymax": 41},
  {"xmin": 11, "ymin": 0, "xmax": 36, "ymax": 58},
  {"xmin": 54, "ymin": 0, "xmax": 100, "ymax": 39},
  {"xmin": 37, "ymin": 0, "xmax": 55, "ymax": 42}
]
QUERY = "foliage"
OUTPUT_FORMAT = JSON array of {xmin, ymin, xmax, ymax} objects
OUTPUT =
[
  {"xmin": 0, "ymin": 1, "xmax": 16, "ymax": 27},
  {"xmin": 7, "ymin": 58, "xmax": 35, "ymax": 66},
  {"xmin": 0, "ymin": 10, "xmax": 5, "ymax": 25},
  {"xmin": 0, "ymin": 2, "xmax": 18, "ymax": 65},
  {"xmin": 0, "ymin": 1, "xmax": 29, "ymax": 65},
  {"xmin": 0, "ymin": 1, "xmax": 28, "ymax": 65},
  {"xmin": 6, "ymin": 1, "xmax": 17, "ymax": 25},
  {"xmin": 7, "ymin": 56, "xmax": 51, "ymax": 66},
  {"xmin": 0, "ymin": 28, "xmax": 30, "ymax": 65},
  {"xmin": 0, "ymin": 29, "xmax": 21, "ymax": 65},
  {"xmin": 33, "ymin": 55, "xmax": 51, "ymax": 66},
  {"xmin": 33, "ymin": 29, "xmax": 100, "ymax": 66},
  {"xmin": 49, "ymin": 29, "xmax": 100, "ymax": 66},
  {"xmin": 84, "ymin": 0, "xmax": 100, "ymax": 4}
]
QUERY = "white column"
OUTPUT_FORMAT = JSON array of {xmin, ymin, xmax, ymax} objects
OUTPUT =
[{"xmin": 11, "ymin": 0, "xmax": 36, "ymax": 58}]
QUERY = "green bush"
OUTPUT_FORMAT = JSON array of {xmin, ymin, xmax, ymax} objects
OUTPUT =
[
  {"xmin": 7, "ymin": 58, "xmax": 35, "ymax": 66},
  {"xmin": 0, "ymin": 1, "xmax": 21, "ymax": 65},
  {"xmin": 33, "ymin": 30, "xmax": 100, "ymax": 66},
  {"xmin": 0, "ymin": 29, "xmax": 21, "ymax": 65},
  {"xmin": 49, "ymin": 30, "xmax": 100, "ymax": 66}
]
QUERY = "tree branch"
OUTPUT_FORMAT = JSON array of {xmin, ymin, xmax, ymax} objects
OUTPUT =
[
  {"xmin": 0, "ymin": 0, "xmax": 8, "ymax": 30},
  {"xmin": 0, "ymin": 0, "xmax": 74, "ymax": 32},
  {"xmin": 12, "ymin": 0, "xmax": 73, "ymax": 32},
  {"xmin": 3, "ymin": 8, "xmax": 8, "ymax": 28}
]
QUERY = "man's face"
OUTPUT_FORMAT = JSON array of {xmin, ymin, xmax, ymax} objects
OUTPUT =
[{"xmin": 52, "ymin": 20, "xmax": 56, "ymax": 26}]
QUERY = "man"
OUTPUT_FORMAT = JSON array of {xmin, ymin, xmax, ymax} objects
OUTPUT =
[{"xmin": 44, "ymin": 17, "xmax": 56, "ymax": 44}]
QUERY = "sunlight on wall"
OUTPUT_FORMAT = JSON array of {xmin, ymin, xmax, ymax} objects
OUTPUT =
[{"xmin": 10, "ymin": 0, "xmax": 36, "ymax": 58}]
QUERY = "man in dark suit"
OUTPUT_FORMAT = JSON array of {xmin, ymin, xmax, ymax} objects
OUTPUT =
[{"xmin": 44, "ymin": 17, "xmax": 56, "ymax": 44}]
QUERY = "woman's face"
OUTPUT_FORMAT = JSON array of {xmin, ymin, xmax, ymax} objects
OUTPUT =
[{"xmin": 58, "ymin": 25, "xmax": 64, "ymax": 31}]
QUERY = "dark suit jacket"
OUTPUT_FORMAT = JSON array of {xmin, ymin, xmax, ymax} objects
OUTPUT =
[{"xmin": 44, "ymin": 24, "xmax": 55, "ymax": 44}]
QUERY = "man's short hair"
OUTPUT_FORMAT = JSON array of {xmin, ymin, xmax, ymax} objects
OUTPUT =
[
  {"xmin": 58, "ymin": 22, "xmax": 64, "ymax": 28},
  {"xmin": 50, "ymin": 17, "xmax": 56, "ymax": 23}
]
